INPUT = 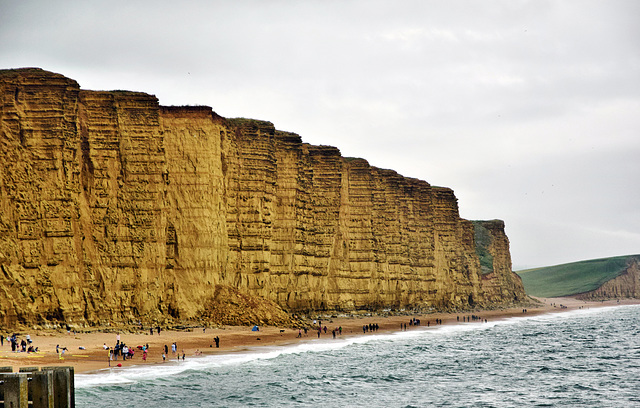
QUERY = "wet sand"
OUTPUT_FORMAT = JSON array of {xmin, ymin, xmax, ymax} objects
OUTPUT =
[{"xmin": 2, "ymin": 297, "xmax": 637, "ymax": 374}]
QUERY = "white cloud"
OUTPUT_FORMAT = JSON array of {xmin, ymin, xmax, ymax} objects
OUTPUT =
[{"xmin": 1, "ymin": 0, "xmax": 638, "ymax": 268}]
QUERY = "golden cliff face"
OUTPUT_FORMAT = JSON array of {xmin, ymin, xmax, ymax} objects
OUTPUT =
[{"xmin": 0, "ymin": 68, "xmax": 526, "ymax": 328}]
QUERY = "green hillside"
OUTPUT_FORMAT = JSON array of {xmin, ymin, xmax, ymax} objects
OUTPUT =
[{"xmin": 515, "ymin": 255, "xmax": 639, "ymax": 298}]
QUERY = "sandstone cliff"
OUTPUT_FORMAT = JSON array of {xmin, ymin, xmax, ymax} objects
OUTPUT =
[
  {"xmin": 0, "ymin": 68, "xmax": 526, "ymax": 329},
  {"xmin": 575, "ymin": 256, "xmax": 640, "ymax": 300}
]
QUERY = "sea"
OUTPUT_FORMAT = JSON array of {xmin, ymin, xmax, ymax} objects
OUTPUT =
[{"xmin": 75, "ymin": 305, "xmax": 640, "ymax": 407}]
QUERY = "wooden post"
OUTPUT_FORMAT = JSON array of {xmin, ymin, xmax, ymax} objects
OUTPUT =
[
  {"xmin": 18, "ymin": 367, "xmax": 41, "ymax": 402},
  {"xmin": 0, "ymin": 368, "xmax": 11, "ymax": 402},
  {"xmin": 0, "ymin": 366, "xmax": 14, "ymax": 400},
  {"xmin": 0, "ymin": 372, "xmax": 29, "ymax": 408},
  {"xmin": 30, "ymin": 370, "xmax": 54, "ymax": 408},
  {"xmin": 41, "ymin": 366, "xmax": 74, "ymax": 408}
]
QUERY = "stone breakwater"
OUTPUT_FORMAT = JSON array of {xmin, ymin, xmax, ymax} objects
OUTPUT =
[{"xmin": 0, "ymin": 68, "xmax": 525, "ymax": 329}]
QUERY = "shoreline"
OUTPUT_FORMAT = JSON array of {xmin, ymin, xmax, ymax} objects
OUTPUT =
[{"xmin": 2, "ymin": 297, "xmax": 638, "ymax": 375}]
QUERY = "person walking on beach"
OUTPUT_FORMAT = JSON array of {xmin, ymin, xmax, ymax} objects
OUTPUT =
[{"xmin": 214, "ymin": 336, "xmax": 220, "ymax": 348}]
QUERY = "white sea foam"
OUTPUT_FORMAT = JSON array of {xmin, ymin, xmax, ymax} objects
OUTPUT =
[{"xmin": 76, "ymin": 304, "xmax": 639, "ymax": 389}]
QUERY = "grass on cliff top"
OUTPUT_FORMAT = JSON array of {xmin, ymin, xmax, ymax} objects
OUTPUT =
[
  {"xmin": 472, "ymin": 221, "xmax": 494, "ymax": 275},
  {"xmin": 515, "ymin": 255, "xmax": 638, "ymax": 297}
]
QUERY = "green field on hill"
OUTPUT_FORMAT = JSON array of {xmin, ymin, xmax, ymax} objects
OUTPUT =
[{"xmin": 515, "ymin": 255, "xmax": 637, "ymax": 298}]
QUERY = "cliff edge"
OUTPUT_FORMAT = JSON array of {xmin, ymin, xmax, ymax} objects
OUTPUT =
[{"xmin": 0, "ymin": 68, "xmax": 526, "ymax": 329}]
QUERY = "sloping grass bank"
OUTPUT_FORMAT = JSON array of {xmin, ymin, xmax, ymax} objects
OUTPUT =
[{"xmin": 516, "ymin": 255, "xmax": 638, "ymax": 297}]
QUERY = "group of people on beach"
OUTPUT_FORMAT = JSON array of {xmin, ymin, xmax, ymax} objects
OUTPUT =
[
  {"xmin": 104, "ymin": 333, "xmax": 153, "ymax": 366},
  {"xmin": 400, "ymin": 317, "xmax": 423, "ymax": 330},
  {"xmin": 103, "ymin": 332, "xmax": 223, "ymax": 367},
  {"xmin": 458, "ymin": 315, "xmax": 488, "ymax": 323},
  {"xmin": 363, "ymin": 323, "xmax": 379, "ymax": 333},
  {"xmin": 2, "ymin": 333, "xmax": 38, "ymax": 353},
  {"xmin": 311, "ymin": 320, "xmax": 345, "ymax": 339},
  {"xmin": 110, "ymin": 339, "xmax": 139, "ymax": 361}
]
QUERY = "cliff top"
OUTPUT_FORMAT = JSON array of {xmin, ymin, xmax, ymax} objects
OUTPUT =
[{"xmin": 0, "ymin": 67, "xmax": 79, "ymax": 86}]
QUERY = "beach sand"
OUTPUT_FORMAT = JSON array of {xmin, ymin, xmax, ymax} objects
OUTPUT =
[{"xmin": 2, "ymin": 297, "xmax": 637, "ymax": 374}]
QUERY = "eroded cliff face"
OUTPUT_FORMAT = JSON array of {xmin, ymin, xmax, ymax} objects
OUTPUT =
[
  {"xmin": 0, "ymin": 68, "xmax": 526, "ymax": 328},
  {"xmin": 576, "ymin": 256, "xmax": 640, "ymax": 300}
]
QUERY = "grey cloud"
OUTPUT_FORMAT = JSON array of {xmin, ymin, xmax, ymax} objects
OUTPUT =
[{"xmin": 1, "ymin": 0, "xmax": 638, "ymax": 268}]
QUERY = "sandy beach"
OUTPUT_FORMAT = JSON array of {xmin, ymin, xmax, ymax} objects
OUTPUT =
[{"xmin": 2, "ymin": 297, "xmax": 637, "ymax": 374}]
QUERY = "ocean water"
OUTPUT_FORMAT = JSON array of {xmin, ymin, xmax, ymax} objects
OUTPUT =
[{"xmin": 76, "ymin": 305, "xmax": 640, "ymax": 407}]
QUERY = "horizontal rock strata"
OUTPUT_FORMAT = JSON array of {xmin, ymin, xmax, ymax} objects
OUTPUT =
[{"xmin": 0, "ymin": 68, "xmax": 526, "ymax": 328}]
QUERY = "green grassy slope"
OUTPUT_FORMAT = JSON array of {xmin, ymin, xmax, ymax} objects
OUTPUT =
[{"xmin": 515, "ymin": 255, "xmax": 638, "ymax": 297}]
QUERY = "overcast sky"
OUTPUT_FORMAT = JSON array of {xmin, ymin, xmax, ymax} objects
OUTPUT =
[{"xmin": 2, "ymin": 0, "xmax": 639, "ymax": 269}]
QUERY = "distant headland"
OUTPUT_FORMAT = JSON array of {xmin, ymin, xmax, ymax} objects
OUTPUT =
[{"xmin": 516, "ymin": 254, "xmax": 640, "ymax": 299}]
